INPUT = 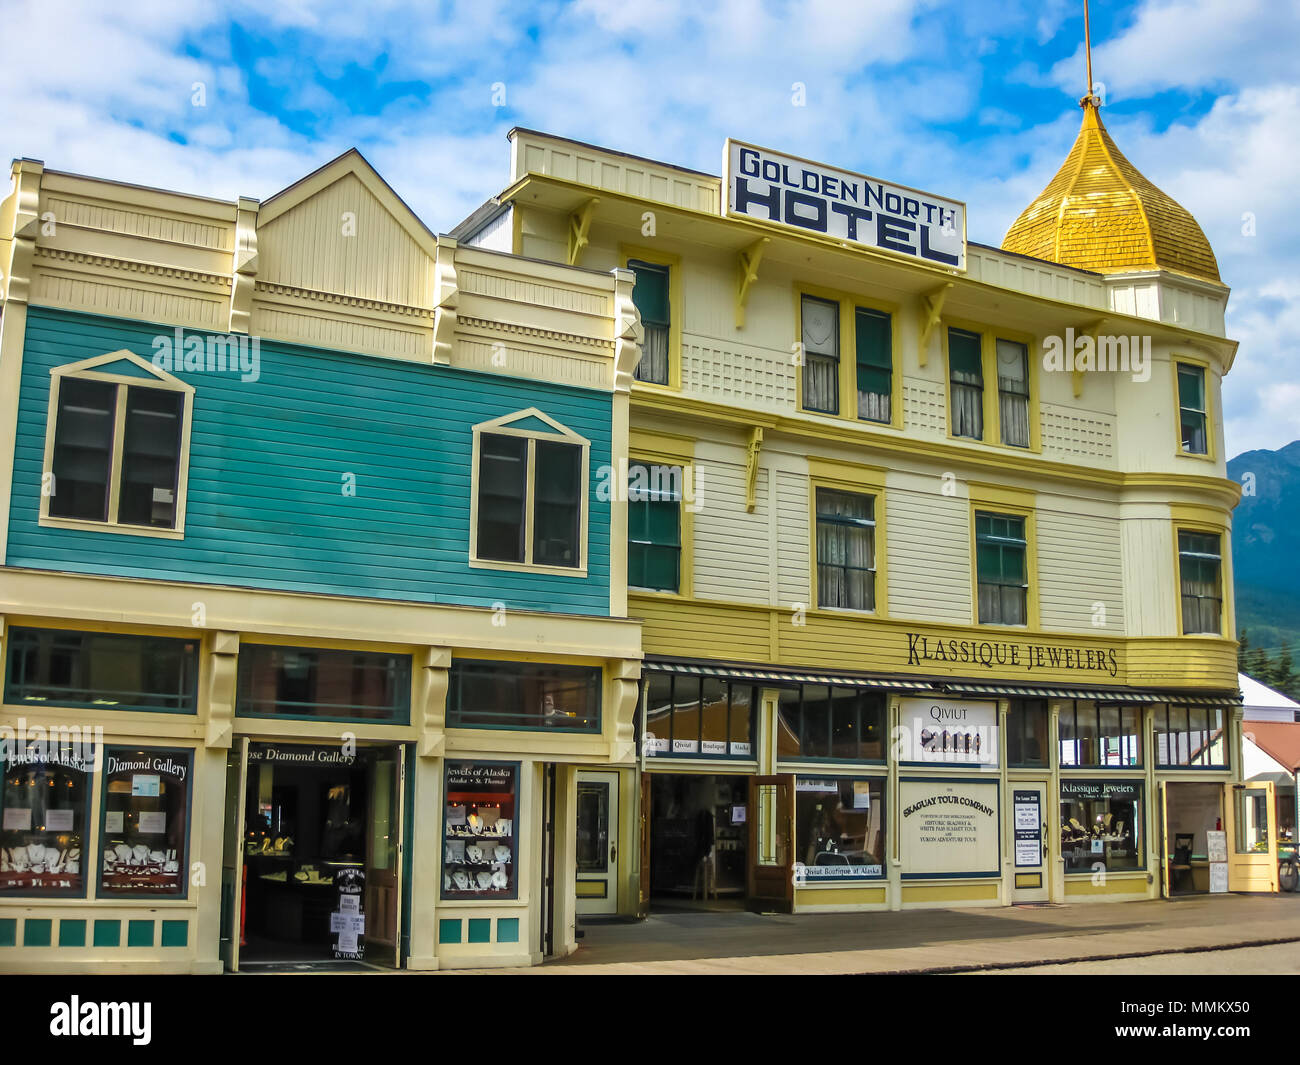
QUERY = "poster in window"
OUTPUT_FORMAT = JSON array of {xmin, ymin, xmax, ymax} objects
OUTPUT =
[
  {"xmin": 1, "ymin": 743, "xmax": 92, "ymax": 897},
  {"xmin": 900, "ymin": 779, "xmax": 1000, "ymax": 878},
  {"xmin": 442, "ymin": 761, "xmax": 518, "ymax": 900},
  {"xmin": 100, "ymin": 747, "xmax": 192, "ymax": 897},
  {"xmin": 899, "ymin": 697, "xmax": 999, "ymax": 767}
]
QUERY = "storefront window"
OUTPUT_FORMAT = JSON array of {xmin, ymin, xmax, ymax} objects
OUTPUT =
[
  {"xmin": 643, "ymin": 673, "xmax": 755, "ymax": 758},
  {"xmin": 449, "ymin": 661, "xmax": 600, "ymax": 732},
  {"xmin": 443, "ymin": 761, "xmax": 517, "ymax": 899},
  {"xmin": 5, "ymin": 627, "xmax": 198, "ymax": 713},
  {"xmin": 777, "ymin": 685, "xmax": 885, "ymax": 762},
  {"xmin": 1, "ymin": 743, "xmax": 92, "ymax": 897},
  {"xmin": 100, "ymin": 746, "xmax": 193, "ymax": 897},
  {"xmin": 1155, "ymin": 705, "xmax": 1228, "ymax": 767},
  {"xmin": 794, "ymin": 777, "xmax": 885, "ymax": 881},
  {"xmin": 237, "ymin": 645, "xmax": 411, "ymax": 723},
  {"xmin": 1059, "ymin": 780, "xmax": 1143, "ymax": 873},
  {"xmin": 1059, "ymin": 702, "xmax": 1141, "ymax": 766},
  {"xmin": 1007, "ymin": 698, "xmax": 1049, "ymax": 767}
]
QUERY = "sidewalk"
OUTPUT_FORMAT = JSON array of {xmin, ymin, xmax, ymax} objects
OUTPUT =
[{"xmin": 464, "ymin": 894, "xmax": 1300, "ymax": 974}]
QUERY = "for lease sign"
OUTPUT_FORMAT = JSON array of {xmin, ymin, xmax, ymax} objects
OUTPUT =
[{"xmin": 724, "ymin": 140, "xmax": 966, "ymax": 270}]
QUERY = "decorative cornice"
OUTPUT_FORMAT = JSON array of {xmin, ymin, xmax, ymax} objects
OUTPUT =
[
  {"xmin": 33, "ymin": 245, "xmax": 229, "ymax": 287},
  {"xmin": 253, "ymin": 280, "xmax": 432, "ymax": 319},
  {"xmin": 458, "ymin": 314, "xmax": 614, "ymax": 350}
]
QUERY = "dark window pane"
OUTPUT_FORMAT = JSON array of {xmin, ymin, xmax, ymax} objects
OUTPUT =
[
  {"xmin": 117, "ymin": 387, "xmax": 184, "ymax": 527},
  {"xmin": 728, "ymin": 685, "xmax": 754, "ymax": 757},
  {"xmin": 477, "ymin": 433, "xmax": 527, "ymax": 562},
  {"xmin": 643, "ymin": 674, "xmax": 674, "ymax": 756},
  {"xmin": 448, "ymin": 660, "xmax": 600, "ymax": 732},
  {"xmin": 236, "ymin": 645, "xmax": 411, "ymax": 722},
  {"xmin": 856, "ymin": 308, "xmax": 892, "ymax": 423},
  {"xmin": 628, "ymin": 464, "xmax": 681, "ymax": 592},
  {"xmin": 1008, "ymin": 698, "xmax": 1048, "ymax": 767},
  {"xmin": 701, "ymin": 676, "xmax": 728, "ymax": 756},
  {"xmin": 795, "ymin": 776, "xmax": 885, "ymax": 880},
  {"xmin": 533, "ymin": 440, "xmax": 582, "ymax": 567},
  {"xmin": 800, "ymin": 685, "xmax": 831, "ymax": 759},
  {"xmin": 49, "ymin": 378, "xmax": 117, "ymax": 522},
  {"xmin": 4, "ymin": 627, "xmax": 198, "ymax": 713},
  {"xmin": 1060, "ymin": 781, "xmax": 1143, "ymax": 873},
  {"xmin": 776, "ymin": 687, "xmax": 802, "ymax": 759}
]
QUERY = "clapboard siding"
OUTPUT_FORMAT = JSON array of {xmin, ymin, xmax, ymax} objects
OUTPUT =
[
  {"xmin": 692, "ymin": 451, "xmax": 769, "ymax": 605},
  {"xmin": 1037, "ymin": 506, "xmax": 1126, "ymax": 634},
  {"xmin": 776, "ymin": 470, "xmax": 810, "ymax": 607},
  {"xmin": 1121, "ymin": 513, "xmax": 1179, "ymax": 637},
  {"xmin": 886, "ymin": 479, "xmax": 971, "ymax": 624},
  {"xmin": 8, "ymin": 307, "xmax": 612, "ymax": 614}
]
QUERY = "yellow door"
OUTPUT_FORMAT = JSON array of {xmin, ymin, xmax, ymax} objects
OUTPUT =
[
  {"xmin": 1226, "ymin": 782, "xmax": 1278, "ymax": 893},
  {"xmin": 576, "ymin": 770, "xmax": 619, "ymax": 915}
]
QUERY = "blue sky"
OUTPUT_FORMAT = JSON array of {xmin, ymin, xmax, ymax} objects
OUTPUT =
[{"xmin": 3, "ymin": 0, "xmax": 1296, "ymax": 455}]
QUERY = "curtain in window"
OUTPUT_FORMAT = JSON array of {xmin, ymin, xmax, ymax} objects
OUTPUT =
[
  {"xmin": 856, "ymin": 308, "xmax": 892, "ymax": 423},
  {"xmin": 976, "ymin": 512, "xmax": 1027, "ymax": 625},
  {"xmin": 996, "ymin": 338, "xmax": 1030, "ymax": 447},
  {"xmin": 1178, "ymin": 531, "xmax": 1221, "ymax": 633},
  {"xmin": 630, "ymin": 261, "xmax": 670, "ymax": 385},
  {"xmin": 816, "ymin": 490, "xmax": 875, "ymax": 610},
  {"xmin": 949, "ymin": 328, "xmax": 983, "ymax": 439},
  {"xmin": 802, "ymin": 296, "xmax": 839, "ymax": 414}
]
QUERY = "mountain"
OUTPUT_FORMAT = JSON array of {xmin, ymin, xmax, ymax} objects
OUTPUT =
[{"xmin": 1227, "ymin": 440, "xmax": 1300, "ymax": 663}]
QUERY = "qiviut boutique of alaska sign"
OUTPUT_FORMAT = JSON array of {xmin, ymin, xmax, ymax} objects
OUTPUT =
[
  {"xmin": 724, "ymin": 140, "xmax": 966, "ymax": 270},
  {"xmin": 900, "ymin": 779, "xmax": 1001, "ymax": 879}
]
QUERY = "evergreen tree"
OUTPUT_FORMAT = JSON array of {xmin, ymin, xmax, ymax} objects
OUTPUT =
[
  {"xmin": 1250, "ymin": 645, "xmax": 1273, "ymax": 682},
  {"xmin": 1272, "ymin": 639, "xmax": 1297, "ymax": 696},
  {"xmin": 1238, "ymin": 628, "xmax": 1250, "ymax": 675}
]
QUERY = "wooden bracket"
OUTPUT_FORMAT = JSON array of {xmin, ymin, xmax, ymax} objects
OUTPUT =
[
  {"xmin": 432, "ymin": 236, "xmax": 459, "ymax": 365},
  {"xmin": 918, "ymin": 282, "xmax": 953, "ymax": 367},
  {"xmin": 567, "ymin": 197, "xmax": 600, "ymax": 267},
  {"xmin": 744, "ymin": 426, "xmax": 764, "ymax": 512},
  {"xmin": 735, "ymin": 237, "xmax": 770, "ymax": 329},
  {"xmin": 1074, "ymin": 318, "xmax": 1106, "ymax": 397}
]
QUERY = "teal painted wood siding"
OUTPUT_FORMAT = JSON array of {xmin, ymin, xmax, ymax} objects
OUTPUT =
[{"xmin": 8, "ymin": 308, "xmax": 612, "ymax": 615}]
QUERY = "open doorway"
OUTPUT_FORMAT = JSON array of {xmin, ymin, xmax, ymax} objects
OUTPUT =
[
  {"xmin": 1164, "ymin": 782, "xmax": 1223, "ymax": 895},
  {"xmin": 648, "ymin": 774, "xmax": 748, "ymax": 911},
  {"xmin": 237, "ymin": 743, "xmax": 402, "ymax": 966}
]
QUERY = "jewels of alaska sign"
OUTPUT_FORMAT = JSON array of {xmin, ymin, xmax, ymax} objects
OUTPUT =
[{"xmin": 724, "ymin": 139, "xmax": 967, "ymax": 270}]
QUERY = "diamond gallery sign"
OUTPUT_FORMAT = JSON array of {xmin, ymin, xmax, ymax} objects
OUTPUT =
[{"xmin": 724, "ymin": 139, "xmax": 966, "ymax": 270}]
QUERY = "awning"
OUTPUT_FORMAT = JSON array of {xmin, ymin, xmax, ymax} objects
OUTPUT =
[
  {"xmin": 642, "ymin": 658, "xmax": 1241, "ymax": 706},
  {"xmin": 942, "ymin": 683, "xmax": 1241, "ymax": 707}
]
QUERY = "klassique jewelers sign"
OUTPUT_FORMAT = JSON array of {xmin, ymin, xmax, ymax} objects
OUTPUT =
[{"xmin": 906, "ymin": 632, "xmax": 1120, "ymax": 678}]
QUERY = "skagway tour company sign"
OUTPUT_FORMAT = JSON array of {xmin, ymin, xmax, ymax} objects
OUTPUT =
[
  {"xmin": 905, "ymin": 632, "xmax": 1120, "ymax": 678},
  {"xmin": 724, "ymin": 139, "xmax": 967, "ymax": 270}
]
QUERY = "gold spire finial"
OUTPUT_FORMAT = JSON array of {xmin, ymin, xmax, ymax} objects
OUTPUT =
[{"xmin": 1080, "ymin": 0, "xmax": 1100, "ymax": 109}]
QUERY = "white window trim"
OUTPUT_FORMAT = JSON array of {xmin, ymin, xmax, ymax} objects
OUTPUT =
[
  {"xmin": 39, "ymin": 349, "xmax": 195, "ymax": 540},
  {"xmin": 469, "ymin": 407, "xmax": 590, "ymax": 577}
]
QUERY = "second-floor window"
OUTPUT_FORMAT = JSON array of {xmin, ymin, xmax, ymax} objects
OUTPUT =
[
  {"xmin": 1177, "ymin": 363, "xmax": 1208, "ymax": 455},
  {"xmin": 628, "ymin": 463, "xmax": 682, "ymax": 592},
  {"xmin": 815, "ymin": 488, "xmax": 876, "ymax": 611},
  {"xmin": 948, "ymin": 327, "xmax": 984, "ymax": 439},
  {"xmin": 976, "ymin": 511, "xmax": 1028, "ymax": 625},
  {"xmin": 855, "ymin": 308, "xmax": 892, "ymax": 423},
  {"xmin": 996, "ymin": 339, "xmax": 1030, "ymax": 447},
  {"xmin": 1178, "ymin": 530, "xmax": 1222, "ymax": 634},
  {"xmin": 801, "ymin": 295, "xmax": 840, "ymax": 414},
  {"xmin": 474, "ymin": 423, "xmax": 585, "ymax": 570},
  {"xmin": 629, "ymin": 260, "xmax": 670, "ymax": 385},
  {"xmin": 48, "ymin": 376, "xmax": 186, "ymax": 530}
]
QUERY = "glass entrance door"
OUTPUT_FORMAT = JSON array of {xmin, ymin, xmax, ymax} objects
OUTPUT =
[
  {"xmin": 365, "ymin": 746, "xmax": 404, "ymax": 966},
  {"xmin": 747, "ymin": 774, "xmax": 794, "ymax": 913},
  {"xmin": 1011, "ymin": 782, "xmax": 1049, "ymax": 902},
  {"xmin": 576, "ymin": 770, "xmax": 619, "ymax": 915},
  {"xmin": 220, "ymin": 738, "xmax": 248, "ymax": 971},
  {"xmin": 1227, "ymin": 782, "xmax": 1278, "ymax": 893}
]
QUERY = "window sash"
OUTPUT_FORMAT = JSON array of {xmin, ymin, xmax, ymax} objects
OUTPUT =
[
  {"xmin": 643, "ymin": 675, "xmax": 756, "ymax": 758},
  {"xmin": 855, "ymin": 308, "xmax": 892, "ymax": 423},
  {"xmin": 776, "ymin": 684, "xmax": 885, "ymax": 762},
  {"xmin": 476, "ymin": 432, "xmax": 584, "ymax": 569},
  {"xmin": 996, "ymin": 338, "xmax": 1030, "ymax": 448},
  {"xmin": 1178, "ymin": 365, "xmax": 1208, "ymax": 453},
  {"xmin": 815, "ymin": 489, "xmax": 876, "ymax": 611},
  {"xmin": 236, "ymin": 645, "xmax": 412, "ymax": 722},
  {"xmin": 1178, "ymin": 531, "xmax": 1222, "ymax": 634}
]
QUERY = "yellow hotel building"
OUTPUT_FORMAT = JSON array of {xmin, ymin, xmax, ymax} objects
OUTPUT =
[{"xmin": 456, "ymin": 94, "xmax": 1278, "ymax": 916}]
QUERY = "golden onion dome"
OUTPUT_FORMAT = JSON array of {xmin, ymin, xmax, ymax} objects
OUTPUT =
[{"xmin": 1001, "ymin": 100, "xmax": 1221, "ymax": 284}]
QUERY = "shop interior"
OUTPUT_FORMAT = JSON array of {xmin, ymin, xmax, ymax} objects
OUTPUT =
[
  {"xmin": 1164, "ymin": 782, "xmax": 1224, "ymax": 895},
  {"xmin": 239, "ymin": 745, "xmax": 399, "ymax": 964},
  {"xmin": 648, "ymin": 774, "xmax": 748, "ymax": 910}
]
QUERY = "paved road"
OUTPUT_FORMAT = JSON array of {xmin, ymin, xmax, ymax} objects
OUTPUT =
[
  {"xmin": 458, "ymin": 894, "xmax": 1300, "ymax": 974},
  {"xmin": 971, "ymin": 942, "xmax": 1300, "ymax": 975}
]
